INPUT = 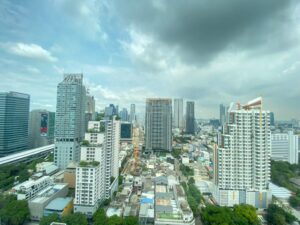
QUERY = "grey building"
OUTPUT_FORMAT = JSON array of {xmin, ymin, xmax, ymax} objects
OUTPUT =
[
  {"xmin": 119, "ymin": 108, "xmax": 129, "ymax": 122},
  {"xmin": 54, "ymin": 74, "xmax": 86, "ymax": 169},
  {"xmin": 0, "ymin": 92, "xmax": 30, "ymax": 157},
  {"xmin": 174, "ymin": 98, "xmax": 183, "ymax": 129},
  {"xmin": 185, "ymin": 101, "xmax": 195, "ymax": 135},
  {"xmin": 129, "ymin": 104, "xmax": 136, "ymax": 123},
  {"xmin": 219, "ymin": 104, "xmax": 226, "ymax": 126},
  {"xmin": 29, "ymin": 110, "xmax": 55, "ymax": 149},
  {"xmin": 85, "ymin": 94, "xmax": 96, "ymax": 130},
  {"xmin": 145, "ymin": 98, "xmax": 172, "ymax": 152}
]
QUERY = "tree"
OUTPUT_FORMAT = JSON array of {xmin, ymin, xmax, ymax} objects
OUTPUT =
[
  {"xmin": 107, "ymin": 215, "xmax": 123, "ymax": 225},
  {"xmin": 93, "ymin": 209, "xmax": 108, "ymax": 225},
  {"xmin": 188, "ymin": 177, "xmax": 195, "ymax": 184},
  {"xmin": 0, "ymin": 195, "xmax": 30, "ymax": 225},
  {"xmin": 124, "ymin": 216, "xmax": 139, "ymax": 225},
  {"xmin": 61, "ymin": 212, "xmax": 88, "ymax": 225},
  {"xmin": 39, "ymin": 213, "xmax": 60, "ymax": 225},
  {"xmin": 233, "ymin": 204, "xmax": 260, "ymax": 225},
  {"xmin": 266, "ymin": 204, "xmax": 297, "ymax": 225}
]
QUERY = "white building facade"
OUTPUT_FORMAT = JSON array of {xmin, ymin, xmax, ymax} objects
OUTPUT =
[
  {"xmin": 271, "ymin": 131, "xmax": 299, "ymax": 164},
  {"xmin": 54, "ymin": 74, "xmax": 86, "ymax": 169},
  {"xmin": 214, "ymin": 98, "xmax": 271, "ymax": 208},
  {"xmin": 174, "ymin": 98, "xmax": 183, "ymax": 129}
]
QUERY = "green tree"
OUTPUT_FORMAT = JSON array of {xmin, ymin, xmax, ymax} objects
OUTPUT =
[
  {"xmin": 61, "ymin": 212, "xmax": 88, "ymax": 225},
  {"xmin": 93, "ymin": 208, "xmax": 108, "ymax": 225},
  {"xmin": 266, "ymin": 204, "xmax": 297, "ymax": 225},
  {"xmin": 233, "ymin": 204, "xmax": 260, "ymax": 225},
  {"xmin": 39, "ymin": 213, "xmax": 60, "ymax": 225},
  {"xmin": 107, "ymin": 215, "xmax": 123, "ymax": 225},
  {"xmin": 124, "ymin": 216, "xmax": 139, "ymax": 225}
]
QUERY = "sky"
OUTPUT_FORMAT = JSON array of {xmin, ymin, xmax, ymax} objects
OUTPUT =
[{"xmin": 0, "ymin": 0, "xmax": 299, "ymax": 120}]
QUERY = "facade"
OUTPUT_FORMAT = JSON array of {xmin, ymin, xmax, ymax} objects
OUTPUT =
[
  {"xmin": 74, "ymin": 162, "xmax": 101, "ymax": 217},
  {"xmin": 120, "ymin": 122, "xmax": 132, "ymax": 142},
  {"xmin": 185, "ymin": 101, "xmax": 195, "ymax": 135},
  {"xmin": 271, "ymin": 131, "xmax": 299, "ymax": 164},
  {"xmin": 130, "ymin": 104, "xmax": 136, "ymax": 123},
  {"xmin": 270, "ymin": 112, "xmax": 275, "ymax": 126},
  {"xmin": 54, "ymin": 74, "xmax": 86, "ymax": 169},
  {"xmin": 145, "ymin": 98, "xmax": 172, "ymax": 152},
  {"xmin": 29, "ymin": 110, "xmax": 55, "ymax": 149},
  {"xmin": 174, "ymin": 98, "xmax": 183, "ymax": 129},
  {"xmin": 105, "ymin": 104, "xmax": 118, "ymax": 117},
  {"xmin": 12, "ymin": 176, "xmax": 53, "ymax": 200},
  {"xmin": 219, "ymin": 104, "xmax": 226, "ymax": 126},
  {"xmin": 0, "ymin": 91, "xmax": 30, "ymax": 157},
  {"xmin": 28, "ymin": 184, "xmax": 68, "ymax": 221},
  {"xmin": 214, "ymin": 97, "xmax": 271, "ymax": 208},
  {"xmin": 119, "ymin": 108, "xmax": 129, "ymax": 122}
]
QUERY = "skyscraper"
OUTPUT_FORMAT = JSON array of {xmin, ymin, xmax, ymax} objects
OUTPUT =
[
  {"xmin": 130, "ymin": 104, "xmax": 136, "ymax": 123},
  {"xmin": 29, "ymin": 109, "xmax": 55, "ymax": 149},
  {"xmin": 185, "ymin": 101, "xmax": 195, "ymax": 134},
  {"xmin": 219, "ymin": 104, "xmax": 226, "ymax": 126},
  {"xmin": 0, "ymin": 92, "xmax": 30, "ymax": 157},
  {"xmin": 174, "ymin": 98, "xmax": 183, "ymax": 129},
  {"xmin": 271, "ymin": 131, "xmax": 299, "ymax": 164},
  {"xmin": 214, "ymin": 97, "xmax": 271, "ymax": 208},
  {"xmin": 119, "ymin": 108, "xmax": 129, "ymax": 122},
  {"xmin": 54, "ymin": 74, "xmax": 86, "ymax": 169},
  {"xmin": 145, "ymin": 98, "xmax": 172, "ymax": 152},
  {"xmin": 270, "ymin": 112, "xmax": 275, "ymax": 126}
]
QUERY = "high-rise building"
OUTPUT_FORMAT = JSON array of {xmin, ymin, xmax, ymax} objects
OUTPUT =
[
  {"xmin": 74, "ymin": 161, "xmax": 101, "ymax": 217},
  {"xmin": 119, "ymin": 108, "xmax": 129, "ymax": 122},
  {"xmin": 174, "ymin": 98, "xmax": 183, "ymax": 129},
  {"xmin": 130, "ymin": 104, "xmax": 136, "ymax": 123},
  {"xmin": 219, "ymin": 104, "xmax": 226, "ymax": 126},
  {"xmin": 214, "ymin": 97, "xmax": 271, "ymax": 208},
  {"xmin": 270, "ymin": 112, "xmax": 275, "ymax": 126},
  {"xmin": 29, "ymin": 110, "xmax": 55, "ymax": 149},
  {"xmin": 85, "ymin": 93, "xmax": 96, "ymax": 130},
  {"xmin": 104, "ymin": 104, "xmax": 117, "ymax": 118},
  {"xmin": 54, "ymin": 74, "xmax": 86, "ymax": 169},
  {"xmin": 145, "ymin": 98, "xmax": 172, "ymax": 152},
  {"xmin": 0, "ymin": 92, "xmax": 30, "ymax": 157},
  {"xmin": 185, "ymin": 101, "xmax": 195, "ymax": 135},
  {"xmin": 271, "ymin": 131, "xmax": 299, "ymax": 164}
]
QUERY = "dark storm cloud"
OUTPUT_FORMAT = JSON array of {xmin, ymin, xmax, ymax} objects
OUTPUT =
[{"xmin": 113, "ymin": 0, "xmax": 296, "ymax": 63}]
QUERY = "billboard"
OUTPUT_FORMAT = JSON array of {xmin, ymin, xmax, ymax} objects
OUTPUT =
[{"xmin": 40, "ymin": 113, "xmax": 48, "ymax": 137}]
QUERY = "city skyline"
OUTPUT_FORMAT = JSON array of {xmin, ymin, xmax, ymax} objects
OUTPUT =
[{"xmin": 0, "ymin": 1, "xmax": 300, "ymax": 120}]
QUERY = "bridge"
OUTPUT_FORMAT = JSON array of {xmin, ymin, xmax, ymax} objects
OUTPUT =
[{"xmin": 0, "ymin": 144, "xmax": 54, "ymax": 166}]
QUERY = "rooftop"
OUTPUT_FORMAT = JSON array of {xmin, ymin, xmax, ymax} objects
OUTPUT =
[{"xmin": 45, "ymin": 197, "xmax": 73, "ymax": 211}]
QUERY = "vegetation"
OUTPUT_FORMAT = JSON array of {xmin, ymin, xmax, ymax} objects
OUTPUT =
[
  {"xmin": 271, "ymin": 160, "xmax": 300, "ymax": 208},
  {"xmin": 0, "ymin": 194, "xmax": 30, "ymax": 225},
  {"xmin": 266, "ymin": 204, "xmax": 297, "ymax": 225},
  {"xmin": 93, "ymin": 209, "xmax": 138, "ymax": 225},
  {"xmin": 111, "ymin": 176, "xmax": 115, "ymax": 184},
  {"xmin": 40, "ymin": 212, "xmax": 88, "ymax": 225},
  {"xmin": 180, "ymin": 164, "xmax": 194, "ymax": 177},
  {"xmin": 172, "ymin": 148, "xmax": 182, "ymax": 159},
  {"xmin": 96, "ymin": 113, "xmax": 105, "ymax": 121},
  {"xmin": 201, "ymin": 204, "xmax": 260, "ymax": 225},
  {"xmin": 81, "ymin": 140, "xmax": 90, "ymax": 146},
  {"xmin": 0, "ymin": 157, "xmax": 48, "ymax": 191},
  {"xmin": 181, "ymin": 181, "xmax": 203, "ymax": 216},
  {"xmin": 79, "ymin": 160, "xmax": 99, "ymax": 167}
]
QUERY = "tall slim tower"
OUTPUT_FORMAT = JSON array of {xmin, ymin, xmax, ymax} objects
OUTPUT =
[
  {"xmin": 219, "ymin": 104, "xmax": 226, "ymax": 126},
  {"xmin": 54, "ymin": 74, "xmax": 86, "ymax": 169},
  {"xmin": 214, "ymin": 97, "xmax": 271, "ymax": 208},
  {"xmin": 145, "ymin": 98, "xmax": 172, "ymax": 152},
  {"xmin": 130, "ymin": 104, "xmax": 136, "ymax": 123},
  {"xmin": 174, "ymin": 99, "xmax": 183, "ymax": 129},
  {"xmin": 185, "ymin": 101, "xmax": 195, "ymax": 134},
  {"xmin": 0, "ymin": 92, "xmax": 30, "ymax": 156}
]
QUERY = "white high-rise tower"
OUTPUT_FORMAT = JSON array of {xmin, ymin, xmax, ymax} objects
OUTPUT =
[
  {"xmin": 54, "ymin": 74, "xmax": 86, "ymax": 169},
  {"xmin": 214, "ymin": 97, "xmax": 271, "ymax": 208}
]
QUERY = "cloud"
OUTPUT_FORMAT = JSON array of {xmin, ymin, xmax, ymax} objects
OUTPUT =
[
  {"xmin": 1, "ymin": 42, "xmax": 57, "ymax": 62},
  {"xmin": 54, "ymin": 0, "xmax": 107, "ymax": 41}
]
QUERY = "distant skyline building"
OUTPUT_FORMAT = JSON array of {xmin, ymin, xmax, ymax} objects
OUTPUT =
[
  {"xmin": 0, "ymin": 91, "xmax": 30, "ymax": 157},
  {"xmin": 119, "ymin": 108, "xmax": 129, "ymax": 122},
  {"xmin": 130, "ymin": 104, "xmax": 136, "ymax": 123},
  {"xmin": 271, "ymin": 131, "xmax": 299, "ymax": 164},
  {"xmin": 214, "ymin": 97, "xmax": 271, "ymax": 208},
  {"xmin": 185, "ymin": 101, "xmax": 195, "ymax": 134},
  {"xmin": 270, "ymin": 112, "xmax": 275, "ymax": 126},
  {"xmin": 174, "ymin": 98, "xmax": 183, "ymax": 129},
  {"xmin": 219, "ymin": 104, "xmax": 226, "ymax": 126},
  {"xmin": 104, "ymin": 104, "xmax": 118, "ymax": 118},
  {"xmin": 29, "ymin": 109, "xmax": 55, "ymax": 149},
  {"xmin": 145, "ymin": 98, "xmax": 172, "ymax": 152},
  {"xmin": 54, "ymin": 74, "xmax": 86, "ymax": 169}
]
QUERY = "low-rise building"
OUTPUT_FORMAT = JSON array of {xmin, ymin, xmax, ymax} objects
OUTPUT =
[
  {"xmin": 44, "ymin": 197, "xmax": 73, "ymax": 218},
  {"xmin": 28, "ymin": 183, "xmax": 69, "ymax": 221}
]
